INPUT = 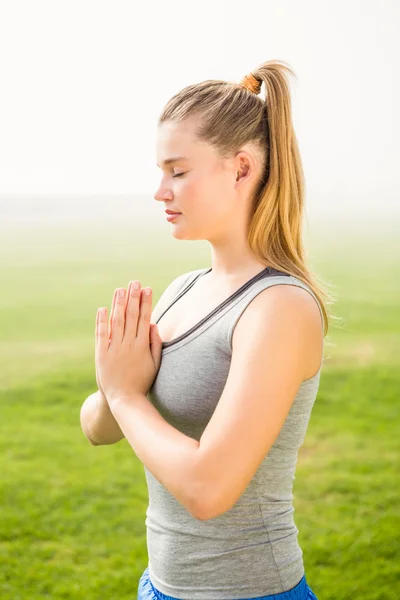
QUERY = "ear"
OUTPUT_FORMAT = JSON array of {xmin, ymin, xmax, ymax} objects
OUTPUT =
[{"xmin": 234, "ymin": 149, "xmax": 253, "ymax": 186}]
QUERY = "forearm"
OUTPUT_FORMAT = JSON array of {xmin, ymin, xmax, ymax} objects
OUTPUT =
[
  {"xmin": 109, "ymin": 393, "xmax": 201, "ymax": 517},
  {"xmin": 80, "ymin": 390, "xmax": 125, "ymax": 445}
]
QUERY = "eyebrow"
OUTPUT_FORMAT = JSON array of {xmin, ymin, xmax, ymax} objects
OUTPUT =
[{"xmin": 157, "ymin": 156, "xmax": 189, "ymax": 167}]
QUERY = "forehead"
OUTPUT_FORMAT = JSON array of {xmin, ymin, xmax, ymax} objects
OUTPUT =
[
  {"xmin": 156, "ymin": 119, "xmax": 212, "ymax": 166},
  {"xmin": 157, "ymin": 120, "xmax": 195, "ymax": 149},
  {"xmin": 156, "ymin": 119, "xmax": 220, "ymax": 167}
]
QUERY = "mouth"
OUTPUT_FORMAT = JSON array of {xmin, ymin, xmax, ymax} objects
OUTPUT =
[{"xmin": 166, "ymin": 212, "xmax": 181, "ymax": 222}]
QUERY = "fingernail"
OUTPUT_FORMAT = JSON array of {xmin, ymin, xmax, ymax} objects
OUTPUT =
[
  {"xmin": 144, "ymin": 288, "xmax": 151, "ymax": 295},
  {"xmin": 119, "ymin": 289, "xmax": 125, "ymax": 297}
]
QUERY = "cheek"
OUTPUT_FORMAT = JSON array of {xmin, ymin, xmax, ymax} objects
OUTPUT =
[
  {"xmin": 180, "ymin": 174, "xmax": 232, "ymax": 219},
  {"xmin": 179, "ymin": 177, "xmax": 207, "ymax": 210}
]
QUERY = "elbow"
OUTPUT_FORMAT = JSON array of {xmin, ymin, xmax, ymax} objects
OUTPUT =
[
  {"xmin": 190, "ymin": 499, "xmax": 218, "ymax": 522},
  {"xmin": 190, "ymin": 479, "xmax": 231, "ymax": 521},
  {"xmin": 80, "ymin": 405, "xmax": 96, "ymax": 445},
  {"xmin": 192, "ymin": 506, "xmax": 211, "ymax": 522},
  {"xmin": 88, "ymin": 437, "xmax": 101, "ymax": 446},
  {"xmin": 188, "ymin": 501, "xmax": 209, "ymax": 521},
  {"xmin": 188, "ymin": 478, "xmax": 217, "ymax": 522},
  {"xmin": 83, "ymin": 431, "xmax": 101, "ymax": 446},
  {"xmin": 185, "ymin": 444, "xmax": 223, "ymax": 521}
]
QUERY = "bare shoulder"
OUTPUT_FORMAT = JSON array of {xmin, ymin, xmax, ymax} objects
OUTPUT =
[
  {"xmin": 150, "ymin": 269, "xmax": 200, "ymax": 323},
  {"xmin": 232, "ymin": 282, "xmax": 323, "ymax": 381}
]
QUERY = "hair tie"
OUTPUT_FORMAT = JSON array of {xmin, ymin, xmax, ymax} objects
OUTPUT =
[{"xmin": 239, "ymin": 72, "xmax": 261, "ymax": 95}]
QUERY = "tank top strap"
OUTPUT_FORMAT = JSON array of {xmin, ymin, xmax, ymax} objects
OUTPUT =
[
  {"xmin": 153, "ymin": 269, "xmax": 207, "ymax": 326},
  {"xmin": 171, "ymin": 269, "xmax": 207, "ymax": 302},
  {"xmin": 225, "ymin": 273, "xmax": 325, "ymax": 352}
]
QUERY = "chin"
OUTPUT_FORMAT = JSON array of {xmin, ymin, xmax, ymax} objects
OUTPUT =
[
  {"xmin": 171, "ymin": 230, "xmax": 195, "ymax": 240},
  {"xmin": 170, "ymin": 226, "xmax": 204, "ymax": 241}
]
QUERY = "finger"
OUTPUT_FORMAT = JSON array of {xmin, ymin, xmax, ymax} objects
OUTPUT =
[
  {"xmin": 109, "ymin": 290, "xmax": 117, "ymax": 341},
  {"xmin": 109, "ymin": 283, "xmax": 131, "ymax": 341},
  {"xmin": 123, "ymin": 280, "xmax": 141, "ymax": 341},
  {"xmin": 109, "ymin": 288, "xmax": 126, "ymax": 346},
  {"xmin": 96, "ymin": 307, "xmax": 108, "ymax": 355},
  {"xmin": 136, "ymin": 287, "xmax": 152, "ymax": 342}
]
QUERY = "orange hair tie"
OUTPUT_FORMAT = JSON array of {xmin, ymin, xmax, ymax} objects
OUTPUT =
[{"xmin": 239, "ymin": 72, "xmax": 261, "ymax": 95}]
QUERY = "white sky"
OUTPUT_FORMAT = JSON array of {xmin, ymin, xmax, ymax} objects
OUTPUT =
[{"xmin": 0, "ymin": 0, "xmax": 398, "ymax": 218}]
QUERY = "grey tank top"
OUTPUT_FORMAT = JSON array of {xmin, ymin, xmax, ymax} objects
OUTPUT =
[{"xmin": 145, "ymin": 266, "xmax": 324, "ymax": 600}]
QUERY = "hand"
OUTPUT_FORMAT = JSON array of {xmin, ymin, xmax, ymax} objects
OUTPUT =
[
  {"xmin": 95, "ymin": 281, "xmax": 163, "ymax": 406},
  {"xmin": 95, "ymin": 287, "xmax": 119, "ymax": 397}
]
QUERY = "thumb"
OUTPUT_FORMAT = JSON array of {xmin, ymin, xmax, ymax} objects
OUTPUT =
[{"xmin": 150, "ymin": 323, "xmax": 163, "ymax": 368}]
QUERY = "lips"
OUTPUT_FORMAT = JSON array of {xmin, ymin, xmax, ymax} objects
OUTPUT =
[{"xmin": 165, "ymin": 209, "xmax": 181, "ymax": 215}]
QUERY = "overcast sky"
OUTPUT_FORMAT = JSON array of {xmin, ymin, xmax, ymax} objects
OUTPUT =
[{"xmin": 0, "ymin": 0, "xmax": 398, "ymax": 219}]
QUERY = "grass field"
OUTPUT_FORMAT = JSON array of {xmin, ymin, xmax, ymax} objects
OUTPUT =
[{"xmin": 1, "ymin": 216, "xmax": 399, "ymax": 599}]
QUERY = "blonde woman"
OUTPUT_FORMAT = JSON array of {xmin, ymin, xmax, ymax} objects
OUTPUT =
[{"xmin": 85, "ymin": 60, "xmax": 333, "ymax": 599}]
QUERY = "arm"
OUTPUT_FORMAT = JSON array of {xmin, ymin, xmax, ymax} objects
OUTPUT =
[
  {"xmin": 80, "ymin": 389, "xmax": 125, "ymax": 445},
  {"xmin": 81, "ymin": 271, "xmax": 188, "ymax": 446},
  {"xmin": 109, "ymin": 393, "xmax": 201, "ymax": 518},
  {"xmin": 105, "ymin": 284, "xmax": 319, "ymax": 519},
  {"xmin": 194, "ymin": 284, "xmax": 324, "ymax": 520}
]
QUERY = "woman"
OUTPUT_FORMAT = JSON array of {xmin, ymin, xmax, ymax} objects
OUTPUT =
[{"xmin": 93, "ymin": 60, "xmax": 334, "ymax": 600}]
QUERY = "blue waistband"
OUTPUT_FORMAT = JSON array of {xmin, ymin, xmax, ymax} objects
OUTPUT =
[{"xmin": 139, "ymin": 567, "xmax": 317, "ymax": 600}]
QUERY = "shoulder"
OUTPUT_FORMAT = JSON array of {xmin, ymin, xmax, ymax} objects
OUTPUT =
[
  {"xmin": 195, "ymin": 279, "xmax": 324, "ymax": 518},
  {"xmin": 151, "ymin": 268, "xmax": 205, "ymax": 322},
  {"xmin": 161, "ymin": 268, "xmax": 201, "ymax": 297},
  {"xmin": 232, "ymin": 280, "xmax": 323, "ymax": 381},
  {"xmin": 166, "ymin": 268, "xmax": 205, "ymax": 295}
]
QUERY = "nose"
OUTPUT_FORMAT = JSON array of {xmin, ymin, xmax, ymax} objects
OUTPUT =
[{"xmin": 153, "ymin": 183, "xmax": 173, "ymax": 203}]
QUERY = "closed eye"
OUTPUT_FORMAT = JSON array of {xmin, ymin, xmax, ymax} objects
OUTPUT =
[{"xmin": 173, "ymin": 172, "xmax": 186, "ymax": 178}]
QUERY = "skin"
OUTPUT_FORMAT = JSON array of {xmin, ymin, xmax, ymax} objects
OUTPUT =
[
  {"xmin": 94, "ymin": 117, "xmax": 324, "ymax": 520},
  {"xmin": 153, "ymin": 117, "xmax": 269, "ymax": 285},
  {"xmin": 98, "ymin": 115, "xmax": 267, "ymax": 396},
  {"xmin": 96, "ymin": 283, "xmax": 163, "ymax": 404}
]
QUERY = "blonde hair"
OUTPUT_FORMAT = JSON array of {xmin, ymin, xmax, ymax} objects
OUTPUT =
[{"xmin": 159, "ymin": 59, "xmax": 340, "ymax": 339}]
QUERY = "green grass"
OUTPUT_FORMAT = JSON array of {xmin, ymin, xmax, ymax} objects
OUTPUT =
[{"xmin": 1, "ymin": 218, "xmax": 399, "ymax": 599}]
